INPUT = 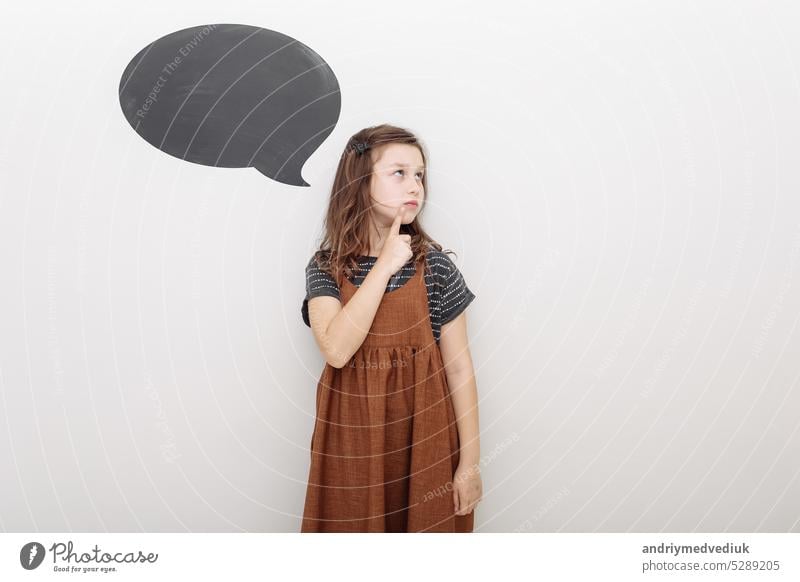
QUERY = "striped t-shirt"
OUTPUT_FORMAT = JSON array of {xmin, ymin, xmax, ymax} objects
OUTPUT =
[{"xmin": 302, "ymin": 247, "xmax": 476, "ymax": 343}]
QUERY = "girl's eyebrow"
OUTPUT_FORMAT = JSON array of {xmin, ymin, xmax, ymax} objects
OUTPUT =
[{"xmin": 388, "ymin": 162, "xmax": 425, "ymax": 170}]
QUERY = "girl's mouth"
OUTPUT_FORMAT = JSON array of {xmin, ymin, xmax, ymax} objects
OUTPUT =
[{"xmin": 404, "ymin": 202, "xmax": 418, "ymax": 207}]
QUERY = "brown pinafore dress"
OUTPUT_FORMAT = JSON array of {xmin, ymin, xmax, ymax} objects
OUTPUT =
[{"xmin": 301, "ymin": 252, "xmax": 474, "ymax": 533}]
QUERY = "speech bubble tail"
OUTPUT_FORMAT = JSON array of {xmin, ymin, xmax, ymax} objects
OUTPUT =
[{"xmin": 253, "ymin": 161, "xmax": 310, "ymax": 188}]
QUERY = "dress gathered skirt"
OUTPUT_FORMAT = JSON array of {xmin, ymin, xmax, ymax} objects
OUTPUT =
[{"xmin": 301, "ymin": 253, "xmax": 474, "ymax": 532}]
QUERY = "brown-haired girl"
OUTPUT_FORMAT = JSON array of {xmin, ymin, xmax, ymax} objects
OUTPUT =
[{"xmin": 300, "ymin": 123, "xmax": 482, "ymax": 532}]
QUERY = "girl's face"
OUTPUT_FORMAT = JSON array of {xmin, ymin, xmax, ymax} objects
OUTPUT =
[{"xmin": 367, "ymin": 143, "xmax": 425, "ymax": 225}]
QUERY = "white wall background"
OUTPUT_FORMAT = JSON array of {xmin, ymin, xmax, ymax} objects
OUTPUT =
[{"xmin": 1, "ymin": 0, "xmax": 799, "ymax": 532}]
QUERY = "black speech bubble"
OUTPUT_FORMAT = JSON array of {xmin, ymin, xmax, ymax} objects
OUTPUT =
[{"xmin": 118, "ymin": 24, "xmax": 341, "ymax": 187}]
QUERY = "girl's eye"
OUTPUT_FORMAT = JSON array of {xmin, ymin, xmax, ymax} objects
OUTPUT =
[{"xmin": 394, "ymin": 169, "xmax": 424, "ymax": 179}]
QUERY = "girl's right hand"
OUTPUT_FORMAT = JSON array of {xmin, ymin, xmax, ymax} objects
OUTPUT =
[{"xmin": 376, "ymin": 205, "xmax": 413, "ymax": 275}]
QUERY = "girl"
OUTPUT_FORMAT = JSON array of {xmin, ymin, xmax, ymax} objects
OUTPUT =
[{"xmin": 300, "ymin": 124, "xmax": 482, "ymax": 532}]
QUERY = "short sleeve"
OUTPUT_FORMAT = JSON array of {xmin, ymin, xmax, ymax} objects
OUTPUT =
[
  {"xmin": 301, "ymin": 254, "xmax": 341, "ymax": 327},
  {"xmin": 438, "ymin": 254, "xmax": 476, "ymax": 326}
]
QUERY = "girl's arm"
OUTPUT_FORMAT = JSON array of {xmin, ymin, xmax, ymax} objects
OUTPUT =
[
  {"xmin": 307, "ymin": 258, "xmax": 395, "ymax": 368},
  {"xmin": 308, "ymin": 208, "xmax": 411, "ymax": 368},
  {"xmin": 439, "ymin": 311, "xmax": 480, "ymax": 465}
]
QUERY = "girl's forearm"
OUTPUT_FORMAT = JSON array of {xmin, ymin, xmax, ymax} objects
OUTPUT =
[
  {"xmin": 323, "ymin": 260, "xmax": 395, "ymax": 367},
  {"xmin": 445, "ymin": 368, "xmax": 481, "ymax": 465}
]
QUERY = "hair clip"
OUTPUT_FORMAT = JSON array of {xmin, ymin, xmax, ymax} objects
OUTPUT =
[{"xmin": 350, "ymin": 141, "xmax": 371, "ymax": 155}]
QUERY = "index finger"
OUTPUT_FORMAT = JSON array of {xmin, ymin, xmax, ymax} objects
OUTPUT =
[{"xmin": 390, "ymin": 205, "xmax": 405, "ymax": 235}]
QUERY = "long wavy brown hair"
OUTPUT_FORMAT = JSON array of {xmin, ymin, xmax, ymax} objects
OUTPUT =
[{"xmin": 311, "ymin": 123, "xmax": 454, "ymax": 286}]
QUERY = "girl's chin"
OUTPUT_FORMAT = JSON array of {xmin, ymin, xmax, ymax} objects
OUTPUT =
[
  {"xmin": 382, "ymin": 210, "xmax": 414, "ymax": 220},
  {"xmin": 376, "ymin": 206, "xmax": 417, "ymax": 225}
]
